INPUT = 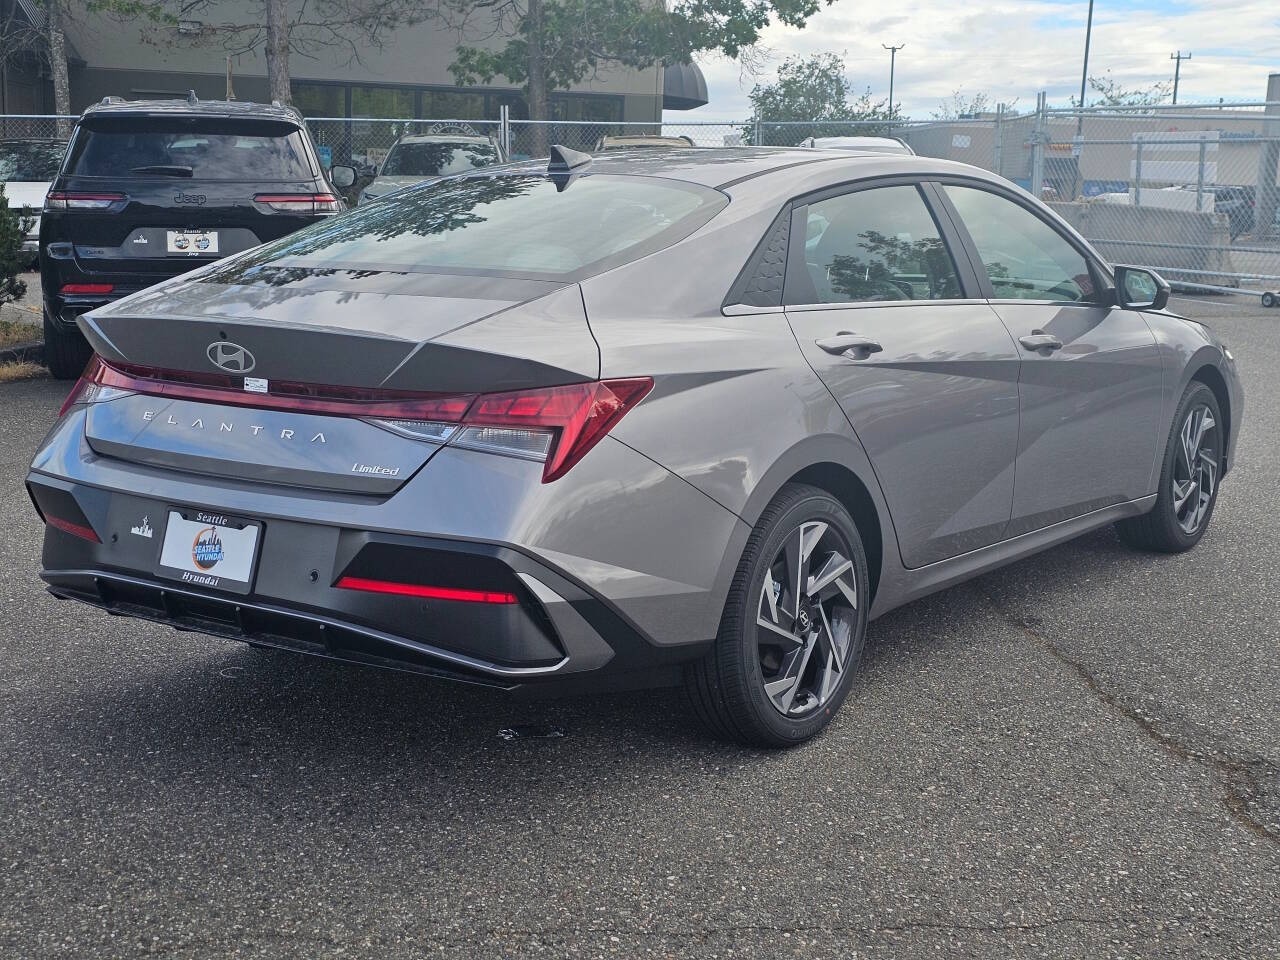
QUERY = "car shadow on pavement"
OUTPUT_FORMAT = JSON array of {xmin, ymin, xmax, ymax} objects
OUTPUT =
[{"xmin": 24, "ymin": 524, "xmax": 1143, "ymax": 782}]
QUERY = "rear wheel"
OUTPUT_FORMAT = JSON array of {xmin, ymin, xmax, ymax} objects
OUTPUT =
[
  {"xmin": 685, "ymin": 483, "xmax": 869, "ymax": 747},
  {"xmin": 1115, "ymin": 381, "xmax": 1223, "ymax": 552},
  {"xmin": 43, "ymin": 311, "xmax": 93, "ymax": 380}
]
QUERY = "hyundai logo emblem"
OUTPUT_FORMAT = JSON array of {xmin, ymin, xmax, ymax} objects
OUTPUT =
[{"xmin": 207, "ymin": 341, "xmax": 256, "ymax": 373}]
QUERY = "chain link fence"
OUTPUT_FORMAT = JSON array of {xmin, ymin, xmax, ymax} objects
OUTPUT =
[{"xmin": 5, "ymin": 98, "xmax": 1279, "ymax": 299}]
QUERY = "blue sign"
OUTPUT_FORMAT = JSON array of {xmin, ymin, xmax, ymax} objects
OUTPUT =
[{"xmin": 316, "ymin": 145, "xmax": 332, "ymax": 170}]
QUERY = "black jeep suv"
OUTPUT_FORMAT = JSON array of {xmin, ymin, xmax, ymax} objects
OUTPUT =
[{"xmin": 40, "ymin": 94, "xmax": 355, "ymax": 378}]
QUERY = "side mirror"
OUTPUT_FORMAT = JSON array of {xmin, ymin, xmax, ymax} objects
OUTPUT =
[
  {"xmin": 329, "ymin": 164, "xmax": 356, "ymax": 189},
  {"xmin": 1114, "ymin": 264, "xmax": 1169, "ymax": 312}
]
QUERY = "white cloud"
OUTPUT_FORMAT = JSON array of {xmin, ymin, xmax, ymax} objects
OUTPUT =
[{"xmin": 673, "ymin": 0, "xmax": 1280, "ymax": 121}]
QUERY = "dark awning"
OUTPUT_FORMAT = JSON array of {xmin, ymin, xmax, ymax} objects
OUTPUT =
[{"xmin": 663, "ymin": 62, "xmax": 709, "ymax": 111}]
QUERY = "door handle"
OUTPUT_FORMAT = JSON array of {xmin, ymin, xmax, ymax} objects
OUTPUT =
[
  {"xmin": 1019, "ymin": 332, "xmax": 1063, "ymax": 353},
  {"xmin": 816, "ymin": 332, "xmax": 883, "ymax": 359}
]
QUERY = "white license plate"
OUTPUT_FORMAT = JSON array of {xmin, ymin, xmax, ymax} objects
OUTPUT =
[
  {"xmin": 166, "ymin": 230, "xmax": 218, "ymax": 255},
  {"xmin": 157, "ymin": 510, "xmax": 260, "ymax": 592}
]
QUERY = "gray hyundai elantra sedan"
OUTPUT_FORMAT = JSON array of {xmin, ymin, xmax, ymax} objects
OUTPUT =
[{"xmin": 28, "ymin": 145, "xmax": 1243, "ymax": 746}]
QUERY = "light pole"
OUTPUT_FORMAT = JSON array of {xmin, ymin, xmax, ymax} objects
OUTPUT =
[
  {"xmin": 1170, "ymin": 50, "xmax": 1192, "ymax": 104},
  {"xmin": 883, "ymin": 44, "xmax": 905, "ymax": 115},
  {"xmin": 1077, "ymin": 0, "xmax": 1094, "ymax": 122}
]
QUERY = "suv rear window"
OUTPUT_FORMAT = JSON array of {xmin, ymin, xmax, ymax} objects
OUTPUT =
[
  {"xmin": 65, "ymin": 118, "xmax": 312, "ymax": 180},
  {"xmin": 225, "ymin": 173, "xmax": 726, "ymax": 278}
]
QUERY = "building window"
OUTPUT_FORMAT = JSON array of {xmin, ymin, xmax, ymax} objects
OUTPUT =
[
  {"xmin": 351, "ymin": 86, "xmax": 414, "ymax": 118},
  {"xmin": 292, "ymin": 82, "xmax": 345, "ymax": 117}
]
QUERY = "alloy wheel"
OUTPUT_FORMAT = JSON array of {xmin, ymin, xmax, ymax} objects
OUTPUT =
[
  {"xmin": 756, "ymin": 520, "xmax": 859, "ymax": 717},
  {"xmin": 1173, "ymin": 404, "xmax": 1220, "ymax": 535}
]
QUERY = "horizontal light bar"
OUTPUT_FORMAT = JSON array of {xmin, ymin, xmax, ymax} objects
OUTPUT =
[
  {"xmin": 61, "ymin": 283, "xmax": 114, "ymax": 295},
  {"xmin": 45, "ymin": 514, "xmax": 100, "ymax": 543},
  {"xmin": 335, "ymin": 575, "xmax": 517, "ymax": 604}
]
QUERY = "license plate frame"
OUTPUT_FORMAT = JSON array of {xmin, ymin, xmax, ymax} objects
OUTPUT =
[
  {"xmin": 166, "ymin": 230, "xmax": 219, "ymax": 255},
  {"xmin": 156, "ymin": 508, "xmax": 262, "ymax": 595}
]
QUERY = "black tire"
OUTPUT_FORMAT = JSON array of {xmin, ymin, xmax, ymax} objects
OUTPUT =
[
  {"xmin": 43, "ymin": 311, "xmax": 93, "ymax": 380},
  {"xmin": 1262, "ymin": 291, "xmax": 1277, "ymax": 309},
  {"xmin": 1115, "ymin": 380, "xmax": 1223, "ymax": 553},
  {"xmin": 685, "ymin": 483, "xmax": 870, "ymax": 747}
]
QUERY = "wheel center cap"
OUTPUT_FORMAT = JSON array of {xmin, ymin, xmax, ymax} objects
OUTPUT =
[{"xmin": 797, "ymin": 608, "xmax": 812, "ymax": 633}]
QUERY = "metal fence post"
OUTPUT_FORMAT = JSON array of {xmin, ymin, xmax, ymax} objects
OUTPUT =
[
  {"xmin": 994, "ymin": 103, "xmax": 1004, "ymax": 177},
  {"xmin": 754, "ymin": 116, "xmax": 762, "ymax": 146},
  {"xmin": 1196, "ymin": 138, "xmax": 1207, "ymax": 212},
  {"xmin": 1029, "ymin": 92, "xmax": 1046, "ymax": 199},
  {"xmin": 499, "ymin": 105, "xmax": 510, "ymax": 157},
  {"xmin": 1134, "ymin": 139, "xmax": 1143, "ymax": 207}
]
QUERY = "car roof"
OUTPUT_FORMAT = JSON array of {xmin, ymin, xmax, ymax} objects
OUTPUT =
[
  {"xmin": 80, "ymin": 97, "xmax": 304, "ymax": 125},
  {"xmin": 495, "ymin": 146, "xmax": 998, "ymax": 194}
]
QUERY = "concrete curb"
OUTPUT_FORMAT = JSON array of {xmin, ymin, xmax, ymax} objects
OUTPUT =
[{"xmin": 0, "ymin": 340, "xmax": 44, "ymax": 365}]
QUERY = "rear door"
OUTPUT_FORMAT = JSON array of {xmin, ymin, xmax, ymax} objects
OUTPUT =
[
  {"xmin": 57, "ymin": 115, "xmax": 324, "ymax": 282},
  {"xmin": 783, "ymin": 180, "xmax": 1022, "ymax": 569},
  {"xmin": 937, "ymin": 182, "xmax": 1163, "ymax": 536}
]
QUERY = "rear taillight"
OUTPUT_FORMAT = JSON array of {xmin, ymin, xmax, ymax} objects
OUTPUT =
[
  {"xmin": 254, "ymin": 193, "xmax": 341, "ymax": 214},
  {"xmin": 57, "ymin": 357, "xmax": 135, "ymax": 417},
  {"xmin": 45, "ymin": 191, "xmax": 125, "ymax": 211},
  {"xmin": 60, "ymin": 283, "xmax": 114, "ymax": 295},
  {"xmin": 76, "ymin": 357, "xmax": 652, "ymax": 482},
  {"xmin": 370, "ymin": 379, "xmax": 652, "ymax": 482}
]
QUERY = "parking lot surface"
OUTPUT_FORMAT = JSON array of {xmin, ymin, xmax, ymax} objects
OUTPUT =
[{"xmin": 2, "ymin": 296, "xmax": 1278, "ymax": 958}]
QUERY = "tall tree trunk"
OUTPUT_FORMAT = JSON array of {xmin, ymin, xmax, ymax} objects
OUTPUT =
[
  {"xmin": 46, "ymin": 0, "xmax": 71, "ymax": 137},
  {"xmin": 525, "ymin": 0, "xmax": 548, "ymax": 157},
  {"xmin": 264, "ymin": 0, "xmax": 291, "ymax": 104}
]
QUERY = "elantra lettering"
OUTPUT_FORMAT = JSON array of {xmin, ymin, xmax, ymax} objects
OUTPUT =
[{"xmin": 141, "ymin": 412, "xmax": 327, "ymax": 443}]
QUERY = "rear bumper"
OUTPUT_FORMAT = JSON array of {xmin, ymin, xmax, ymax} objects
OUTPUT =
[
  {"xmin": 26, "ymin": 407, "xmax": 741, "ymax": 691},
  {"xmin": 29, "ymin": 473, "xmax": 707, "ymax": 693}
]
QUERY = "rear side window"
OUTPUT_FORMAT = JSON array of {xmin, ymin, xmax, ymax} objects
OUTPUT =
[
  {"xmin": 225, "ymin": 174, "xmax": 725, "ymax": 279},
  {"xmin": 65, "ymin": 118, "xmax": 313, "ymax": 180},
  {"xmin": 799, "ymin": 184, "xmax": 963, "ymax": 303},
  {"xmin": 944, "ymin": 185, "xmax": 1096, "ymax": 302},
  {"xmin": 381, "ymin": 142, "xmax": 499, "ymax": 177}
]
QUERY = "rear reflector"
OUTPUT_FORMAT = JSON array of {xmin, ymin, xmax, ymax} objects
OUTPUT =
[
  {"xmin": 45, "ymin": 515, "xmax": 100, "ymax": 543},
  {"xmin": 60, "ymin": 283, "xmax": 114, "ymax": 295},
  {"xmin": 335, "ymin": 576, "xmax": 517, "ymax": 604}
]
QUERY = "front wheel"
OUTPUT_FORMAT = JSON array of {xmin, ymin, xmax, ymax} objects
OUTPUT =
[
  {"xmin": 685, "ymin": 484, "xmax": 870, "ymax": 747},
  {"xmin": 1115, "ymin": 381, "xmax": 1223, "ymax": 552}
]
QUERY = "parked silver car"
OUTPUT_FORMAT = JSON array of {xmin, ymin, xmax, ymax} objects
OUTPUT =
[
  {"xmin": 29, "ymin": 145, "xmax": 1242, "ymax": 746},
  {"xmin": 357, "ymin": 132, "xmax": 503, "ymax": 205}
]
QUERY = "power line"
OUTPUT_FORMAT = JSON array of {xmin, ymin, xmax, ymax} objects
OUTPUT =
[{"xmin": 1170, "ymin": 50, "xmax": 1193, "ymax": 104}]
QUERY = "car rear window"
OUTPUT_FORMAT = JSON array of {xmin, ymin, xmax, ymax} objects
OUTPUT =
[
  {"xmin": 0, "ymin": 141, "xmax": 66, "ymax": 181},
  {"xmin": 223, "ymin": 174, "xmax": 726, "ymax": 279},
  {"xmin": 381, "ymin": 142, "xmax": 499, "ymax": 177},
  {"xmin": 65, "ymin": 118, "xmax": 313, "ymax": 180}
]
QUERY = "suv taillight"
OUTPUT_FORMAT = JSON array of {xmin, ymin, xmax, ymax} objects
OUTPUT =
[
  {"xmin": 45, "ymin": 191, "xmax": 125, "ymax": 211},
  {"xmin": 254, "ymin": 193, "xmax": 341, "ymax": 214}
]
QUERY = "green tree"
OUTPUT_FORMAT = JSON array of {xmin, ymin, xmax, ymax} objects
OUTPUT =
[
  {"xmin": 932, "ymin": 89, "xmax": 1020, "ymax": 120},
  {"xmin": 0, "ymin": 183, "xmax": 32, "ymax": 309},
  {"xmin": 1072, "ymin": 70, "xmax": 1172, "ymax": 108},
  {"xmin": 445, "ymin": 0, "xmax": 837, "ymax": 155},
  {"xmin": 745, "ymin": 52, "xmax": 896, "ymax": 145}
]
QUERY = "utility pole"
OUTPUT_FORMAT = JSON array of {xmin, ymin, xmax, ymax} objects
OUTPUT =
[
  {"xmin": 1076, "ymin": 0, "xmax": 1094, "ymax": 124},
  {"xmin": 1170, "ymin": 50, "xmax": 1192, "ymax": 104},
  {"xmin": 883, "ymin": 44, "xmax": 905, "ymax": 116}
]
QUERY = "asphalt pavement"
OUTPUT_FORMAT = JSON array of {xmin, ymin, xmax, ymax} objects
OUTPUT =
[{"xmin": 2, "ymin": 295, "xmax": 1278, "ymax": 958}]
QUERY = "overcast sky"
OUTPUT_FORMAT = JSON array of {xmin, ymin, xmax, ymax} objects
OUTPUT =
[{"xmin": 674, "ymin": 0, "xmax": 1280, "ymax": 121}]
